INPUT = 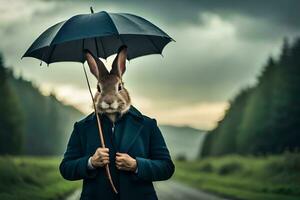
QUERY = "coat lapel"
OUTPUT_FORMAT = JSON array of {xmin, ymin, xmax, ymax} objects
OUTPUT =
[
  {"xmin": 85, "ymin": 106, "xmax": 144, "ymax": 153},
  {"xmin": 119, "ymin": 106, "xmax": 144, "ymax": 153}
]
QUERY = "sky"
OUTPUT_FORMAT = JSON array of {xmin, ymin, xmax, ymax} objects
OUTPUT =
[{"xmin": 0, "ymin": 0, "xmax": 299, "ymax": 130}]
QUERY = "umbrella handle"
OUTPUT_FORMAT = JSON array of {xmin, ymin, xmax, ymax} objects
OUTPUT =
[{"xmin": 82, "ymin": 64, "xmax": 118, "ymax": 194}]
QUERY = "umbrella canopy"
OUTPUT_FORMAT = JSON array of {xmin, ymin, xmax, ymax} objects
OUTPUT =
[{"xmin": 22, "ymin": 10, "xmax": 174, "ymax": 64}]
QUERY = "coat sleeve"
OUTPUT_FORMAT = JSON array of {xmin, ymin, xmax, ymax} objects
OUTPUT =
[
  {"xmin": 59, "ymin": 122, "xmax": 98, "ymax": 181},
  {"xmin": 133, "ymin": 119, "xmax": 175, "ymax": 182}
]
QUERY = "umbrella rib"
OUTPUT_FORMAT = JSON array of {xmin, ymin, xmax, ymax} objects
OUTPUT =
[
  {"xmin": 47, "ymin": 44, "xmax": 57, "ymax": 64},
  {"xmin": 115, "ymin": 13, "xmax": 145, "ymax": 33},
  {"xmin": 114, "ymin": 13, "xmax": 161, "ymax": 55},
  {"xmin": 146, "ymin": 35, "xmax": 161, "ymax": 54},
  {"xmin": 40, "ymin": 49, "xmax": 47, "ymax": 66},
  {"xmin": 116, "ymin": 14, "xmax": 163, "ymax": 51},
  {"xmin": 104, "ymin": 12, "xmax": 126, "ymax": 50},
  {"xmin": 49, "ymin": 20, "xmax": 69, "ymax": 46},
  {"xmin": 94, "ymin": 37, "xmax": 99, "ymax": 57},
  {"xmin": 104, "ymin": 12, "xmax": 119, "ymax": 35},
  {"xmin": 119, "ymin": 13, "xmax": 173, "ymax": 39},
  {"xmin": 82, "ymin": 38, "xmax": 85, "ymax": 62},
  {"xmin": 98, "ymin": 38, "xmax": 107, "ymax": 59}
]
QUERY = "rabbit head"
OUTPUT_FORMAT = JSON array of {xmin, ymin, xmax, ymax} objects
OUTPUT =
[{"xmin": 84, "ymin": 46, "xmax": 131, "ymax": 117}]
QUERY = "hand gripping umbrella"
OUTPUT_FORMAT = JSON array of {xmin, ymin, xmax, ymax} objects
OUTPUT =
[{"xmin": 22, "ymin": 7, "xmax": 174, "ymax": 194}]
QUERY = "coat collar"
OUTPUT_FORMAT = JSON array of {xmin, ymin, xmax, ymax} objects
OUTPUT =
[
  {"xmin": 84, "ymin": 105, "xmax": 144, "ymax": 122},
  {"xmin": 84, "ymin": 105, "xmax": 144, "ymax": 153}
]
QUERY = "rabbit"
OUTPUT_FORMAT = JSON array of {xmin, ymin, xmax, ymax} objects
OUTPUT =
[{"xmin": 84, "ymin": 46, "xmax": 131, "ymax": 123}]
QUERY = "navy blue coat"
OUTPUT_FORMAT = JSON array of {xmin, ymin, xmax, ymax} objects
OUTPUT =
[{"xmin": 59, "ymin": 105, "xmax": 175, "ymax": 200}]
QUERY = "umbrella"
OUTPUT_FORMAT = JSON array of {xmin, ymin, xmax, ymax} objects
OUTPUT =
[
  {"xmin": 22, "ymin": 7, "xmax": 174, "ymax": 194},
  {"xmin": 22, "ymin": 7, "xmax": 174, "ymax": 64}
]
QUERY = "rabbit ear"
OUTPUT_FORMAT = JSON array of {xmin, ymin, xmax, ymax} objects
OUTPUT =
[
  {"xmin": 84, "ymin": 50, "xmax": 109, "ymax": 79},
  {"xmin": 111, "ymin": 45, "xmax": 127, "ymax": 77}
]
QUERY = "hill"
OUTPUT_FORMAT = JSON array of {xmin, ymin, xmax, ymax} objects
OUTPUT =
[
  {"xmin": 159, "ymin": 124, "xmax": 206, "ymax": 160},
  {"xmin": 0, "ymin": 52, "xmax": 83, "ymax": 156},
  {"xmin": 8, "ymin": 74, "xmax": 83, "ymax": 155}
]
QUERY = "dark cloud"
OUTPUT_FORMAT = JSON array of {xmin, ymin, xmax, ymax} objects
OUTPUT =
[
  {"xmin": 1, "ymin": 0, "xmax": 299, "ymax": 109},
  {"xmin": 122, "ymin": 0, "xmax": 300, "ymax": 29},
  {"xmin": 43, "ymin": 0, "xmax": 300, "ymax": 27},
  {"xmin": 107, "ymin": 0, "xmax": 300, "ymax": 40},
  {"xmin": 32, "ymin": 0, "xmax": 300, "ymax": 41}
]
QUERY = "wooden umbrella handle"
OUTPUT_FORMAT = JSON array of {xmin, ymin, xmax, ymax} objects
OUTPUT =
[
  {"xmin": 82, "ymin": 64, "xmax": 118, "ymax": 194},
  {"xmin": 94, "ymin": 107, "xmax": 118, "ymax": 194}
]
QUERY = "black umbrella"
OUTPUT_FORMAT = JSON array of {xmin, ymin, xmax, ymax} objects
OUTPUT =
[
  {"xmin": 22, "ymin": 8, "xmax": 174, "ymax": 64},
  {"xmin": 22, "ymin": 7, "xmax": 174, "ymax": 194}
]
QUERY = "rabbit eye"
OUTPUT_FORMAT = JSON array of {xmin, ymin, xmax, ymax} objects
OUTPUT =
[
  {"xmin": 97, "ymin": 85, "xmax": 101, "ymax": 92},
  {"xmin": 118, "ymin": 83, "xmax": 122, "ymax": 91}
]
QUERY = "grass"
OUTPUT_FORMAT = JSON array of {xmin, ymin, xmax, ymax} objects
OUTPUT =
[
  {"xmin": 0, "ymin": 156, "xmax": 81, "ymax": 200},
  {"xmin": 173, "ymin": 152, "xmax": 300, "ymax": 200},
  {"xmin": 1, "ymin": 153, "xmax": 300, "ymax": 200}
]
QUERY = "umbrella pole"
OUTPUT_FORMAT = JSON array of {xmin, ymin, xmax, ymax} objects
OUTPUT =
[{"xmin": 82, "ymin": 64, "xmax": 118, "ymax": 194}]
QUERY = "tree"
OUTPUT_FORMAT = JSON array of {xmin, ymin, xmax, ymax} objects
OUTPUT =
[{"xmin": 0, "ymin": 53, "xmax": 24, "ymax": 155}]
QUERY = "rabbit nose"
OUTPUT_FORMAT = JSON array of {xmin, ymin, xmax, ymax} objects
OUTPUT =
[
  {"xmin": 104, "ymin": 99, "xmax": 114, "ymax": 105},
  {"xmin": 101, "ymin": 100, "xmax": 118, "ymax": 109}
]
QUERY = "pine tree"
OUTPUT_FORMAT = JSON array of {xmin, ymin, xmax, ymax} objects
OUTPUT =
[
  {"xmin": 202, "ymin": 37, "xmax": 300, "ymax": 156},
  {"xmin": 0, "ymin": 53, "xmax": 24, "ymax": 155}
]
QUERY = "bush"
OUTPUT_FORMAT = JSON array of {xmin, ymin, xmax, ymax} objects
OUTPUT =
[
  {"xmin": 283, "ymin": 152, "xmax": 300, "ymax": 172},
  {"xmin": 218, "ymin": 162, "xmax": 242, "ymax": 175},
  {"xmin": 199, "ymin": 163, "xmax": 214, "ymax": 173},
  {"xmin": 0, "ymin": 156, "xmax": 21, "ymax": 186},
  {"xmin": 265, "ymin": 152, "xmax": 300, "ymax": 175},
  {"xmin": 176, "ymin": 154, "xmax": 187, "ymax": 161}
]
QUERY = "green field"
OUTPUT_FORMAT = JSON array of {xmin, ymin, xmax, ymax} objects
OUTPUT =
[
  {"xmin": 1, "ymin": 153, "xmax": 300, "ymax": 200},
  {"xmin": 174, "ymin": 152, "xmax": 300, "ymax": 200},
  {"xmin": 0, "ymin": 156, "xmax": 80, "ymax": 200}
]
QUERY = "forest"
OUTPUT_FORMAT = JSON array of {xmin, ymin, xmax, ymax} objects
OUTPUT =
[
  {"xmin": 0, "ymin": 53, "xmax": 83, "ymax": 156},
  {"xmin": 202, "ymin": 38, "xmax": 300, "ymax": 156}
]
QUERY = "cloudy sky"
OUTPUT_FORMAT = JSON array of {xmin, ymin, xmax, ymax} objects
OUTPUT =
[{"xmin": 0, "ymin": 0, "xmax": 299, "ymax": 129}]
